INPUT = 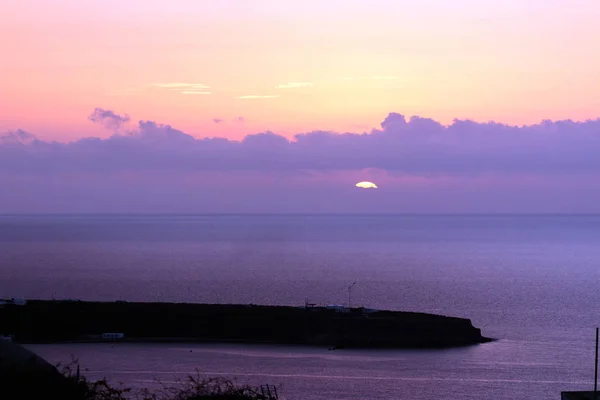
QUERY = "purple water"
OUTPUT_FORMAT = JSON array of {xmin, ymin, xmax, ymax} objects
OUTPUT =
[{"xmin": 2, "ymin": 214, "xmax": 600, "ymax": 399}]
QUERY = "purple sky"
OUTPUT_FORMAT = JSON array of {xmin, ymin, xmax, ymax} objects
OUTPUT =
[{"xmin": 2, "ymin": 109, "xmax": 600, "ymax": 214}]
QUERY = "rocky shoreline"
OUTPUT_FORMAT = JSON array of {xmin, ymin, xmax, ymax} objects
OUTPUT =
[{"xmin": 0, "ymin": 300, "xmax": 493, "ymax": 348}]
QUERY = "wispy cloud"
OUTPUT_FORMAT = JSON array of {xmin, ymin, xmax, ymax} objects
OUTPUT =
[
  {"xmin": 152, "ymin": 83, "xmax": 210, "ymax": 90},
  {"xmin": 237, "ymin": 95, "xmax": 280, "ymax": 99},
  {"xmin": 108, "ymin": 83, "xmax": 211, "ymax": 97},
  {"xmin": 153, "ymin": 83, "xmax": 211, "ymax": 95},
  {"xmin": 213, "ymin": 117, "xmax": 244, "ymax": 124},
  {"xmin": 181, "ymin": 91, "xmax": 212, "ymax": 95},
  {"xmin": 276, "ymin": 82, "xmax": 314, "ymax": 89}
]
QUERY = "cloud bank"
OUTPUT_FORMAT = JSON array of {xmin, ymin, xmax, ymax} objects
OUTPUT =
[{"xmin": 3, "ymin": 110, "xmax": 600, "ymax": 177}]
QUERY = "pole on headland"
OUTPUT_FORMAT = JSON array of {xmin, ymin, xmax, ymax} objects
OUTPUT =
[
  {"xmin": 594, "ymin": 327, "xmax": 598, "ymax": 400},
  {"xmin": 348, "ymin": 282, "xmax": 356, "ymax": 309}
]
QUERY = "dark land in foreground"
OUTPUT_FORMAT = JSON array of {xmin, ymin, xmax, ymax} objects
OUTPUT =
[
  {"xmin": 0, "ymin": 339, "xmax": 278, "ymax": 400},
  {"xmin": 0, "ymin": 300, "xmax": 492, "ymax": 348}
]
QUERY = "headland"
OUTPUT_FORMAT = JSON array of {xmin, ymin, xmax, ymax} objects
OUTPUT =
[{"xmin": 0, "ymin": 300, "xmax": 492, "ymax": 348}]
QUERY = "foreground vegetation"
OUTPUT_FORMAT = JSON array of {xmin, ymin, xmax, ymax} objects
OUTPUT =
[
  {"xmin": 3, "ymin": 360, "xmax": 276, "ymax": 400},
  {"xmin": 62, "ymin": 361, "xmax": 276, "ymax": 400}
]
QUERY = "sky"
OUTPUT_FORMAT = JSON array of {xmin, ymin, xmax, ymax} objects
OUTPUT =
[{"xmin": 1, "ymin": 0, "xmax": 600, "ymax": 213}]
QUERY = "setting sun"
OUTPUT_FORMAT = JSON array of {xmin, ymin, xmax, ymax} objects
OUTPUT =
[{"xmin": 355, "ymin": 181, "xmax": 378, "ymax": 189}]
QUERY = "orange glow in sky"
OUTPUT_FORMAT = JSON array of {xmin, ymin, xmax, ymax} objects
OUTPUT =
[{"xmin": 2, "ymin": 0, "xmax": 600, "ymax": 141}]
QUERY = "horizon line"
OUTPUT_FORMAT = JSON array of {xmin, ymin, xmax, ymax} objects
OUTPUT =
[{"xmin": 1, "ymin": 213, "xmax": 599, "ymax": 217}]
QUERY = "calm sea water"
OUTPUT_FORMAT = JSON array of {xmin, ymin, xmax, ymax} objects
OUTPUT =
[{"xmin": 2, "ymin": 214, "xmax": 600, "ymax": 399}]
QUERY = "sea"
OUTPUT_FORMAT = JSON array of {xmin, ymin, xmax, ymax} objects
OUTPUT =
[{"xmin": 2, "ymin": 214, "xmax": 600, "ymax": 399}]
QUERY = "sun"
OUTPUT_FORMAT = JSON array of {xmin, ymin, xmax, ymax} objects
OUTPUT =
[{"xmin": 355, "ymin": 181, "xmax": 378, "ymax": 189}]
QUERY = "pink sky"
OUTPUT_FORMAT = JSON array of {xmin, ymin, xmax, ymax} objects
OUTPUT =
[
  {"xmin": 2, "ymin": 0, "xmax": 600, "ymax": 141},
  {"xmin": 2, "ymin": 1, "xmax": 600, "ymax": 213}
]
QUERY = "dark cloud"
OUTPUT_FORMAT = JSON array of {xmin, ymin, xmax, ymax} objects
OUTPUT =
[
  {"xmin": 213, "ymin": 118, "xmax": 224, "ymax": 124},
  {"xmin": 88, "ymin": 108, "xmax": 130, "ymax": 130},
  {"xmin": 2, "ymin": 111, "xmax": 600, "ymax": 177}
]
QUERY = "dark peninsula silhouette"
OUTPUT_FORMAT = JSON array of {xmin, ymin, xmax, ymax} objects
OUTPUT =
[{"xmin": 0, "ymin": 300, "xmax": 492, "ymax": 348}]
